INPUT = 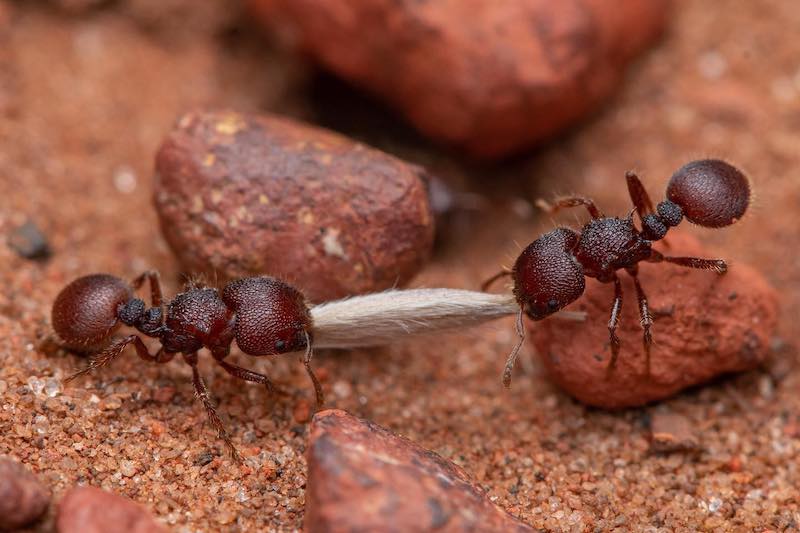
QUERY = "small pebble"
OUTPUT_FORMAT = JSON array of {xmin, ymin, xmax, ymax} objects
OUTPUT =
[
  {"xmin": 0, "ymin": 458, "xmax": 50, "ymax": 530},
  {"xmin": 8, "ymin": 220, "xmax": 51, "ymax": 260},
  {"xmin": 305, "ymin": 409, "xmax": 535, "ymax": 532},
  {"xmin": 649, "ymin": 412, "xmax": 700, "ymax": 453},
  {"xmin": 154, "ymin": 110, "xmax": 434, "ymax": 301},
  {"xmin": 57, "ymin": 486, "xmax": 166, "ymax": 533}
]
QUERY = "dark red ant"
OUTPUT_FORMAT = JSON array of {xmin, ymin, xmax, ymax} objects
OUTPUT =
[
  {"xmin": 51, "ymin": 273, "xmax": 322, "ymax": 461},
  {"xmin": 485, "ymin": 159, "xmax": 751, "ymax": 386}
]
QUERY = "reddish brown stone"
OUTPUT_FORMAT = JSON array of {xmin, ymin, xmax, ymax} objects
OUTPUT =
[
  {"xmin": 57, "ymin": 486, "xmax": 166, "ymax": 533},
  {"xmin": 305, "ymin": 409, "xmax": 535, "ymax": 533},
  {"xmin": 249, "ymin": 0, "xmax": 670, "ymax": 158},
  {"xmin": 530, "ymin": 233, "xmax": 778, "ymax": 408},
  {"xmin": 154, "ymin": 110, "xmax": 434, "ymax": 302},
  {"xmin": 0, "ymin": 458, "xmax": 50, "ymax": 531}
]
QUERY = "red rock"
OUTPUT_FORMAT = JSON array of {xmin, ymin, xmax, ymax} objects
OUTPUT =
[
  {"xmin": 154, "ymin": 110, "xmax": 434, "ymax": 302},
  {"xmin": 0, "ymin": 458, "xmax": 50, "ymax": 530},
  {"xmin": 305, "ymin": 409, "xmax": 534, "ymax": 532},
  {"xmin": 530, "ymin": 233, "xmax": 778, "ymax": 408},
  {"xmin": 57, "ymin": 486, "xmax": 166, "ymax": 533},
  {"xmin": 249, "ymin": 0, "xmax": 670, "ymax": 158}
]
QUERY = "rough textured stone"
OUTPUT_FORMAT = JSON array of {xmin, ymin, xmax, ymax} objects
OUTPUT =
[
  {"xmin": 530, "ymin": 232, "xmax": 778, "ymax": 408},
  {"xmin": 57, "ymin": 486, "xmax": 166, "ymax": 533},
  {"xmin": 250, "ymin": 0, "xmax": 670, "ymax": 158},
  {"xmin": 0, "ymin": 458, "xmax": 50, "ymax": 531},
  {"xmin": 305, "ymin": 409, "xmax": 535, "ymax": 533},
  {"xmin": 649, "ymin": 412, "xmax": 700, "ymax": 453},
  {"xmin": 154, "ymin": 110, "xmax": 434, "ymax": 302}
]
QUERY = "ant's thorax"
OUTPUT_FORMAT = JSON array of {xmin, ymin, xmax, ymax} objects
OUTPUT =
[{"xmin": 573, "ymin": 216, "xmax": 653, "ymax": 282}]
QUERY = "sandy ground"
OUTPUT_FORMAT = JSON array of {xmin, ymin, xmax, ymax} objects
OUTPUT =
[{"xmin": 1, "ymin": 1, "xmax": 798, "ymax": 531}]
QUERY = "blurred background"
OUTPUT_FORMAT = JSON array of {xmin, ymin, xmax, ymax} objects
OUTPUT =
[{"xmin": 1, "ymin": 1, "xmax": 799, "ymax": 531}]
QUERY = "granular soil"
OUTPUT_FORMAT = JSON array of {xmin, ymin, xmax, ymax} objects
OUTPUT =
[{"xmin": 0, "ymin": 1, "xmax": 798, "ymax": 531}]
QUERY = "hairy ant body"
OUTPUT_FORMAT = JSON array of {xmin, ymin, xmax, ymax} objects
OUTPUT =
[
  {"xmin": 487, "ymin": 159, "xmax": 751, "ymax": 386},
  {"xmin": 52, "ymin": 273, "xmax": 322, "ymax": 461}
]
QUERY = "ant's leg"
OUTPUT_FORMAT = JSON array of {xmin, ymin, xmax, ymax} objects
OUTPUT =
[
  {"xmin": 502, "ymin": 307, "xmax": 526, "ymax": 388},
  {"xmin": 183, "ymin": 351, "xmax": 241, "ymax": 463},
  {"xmin": 606, "ymin": 275, "xmax": 623, "ymax": 376},
  {"xmin": 536, "ymin": 197, "xmax": 604, "ymax": 219},
  {"xmin": 481, "ymin": 269, "xmax": 512, "ymax": 291},
  {"xmin": 131, "ymin": 270, "xmax": 163, "ymax": 307},
  {"xmin": 626, "ymin": 267, "xmax": 653, "ymax": 376},
  {"xmin": 303, "ymin": 331, "xmax": 325, "ymax": 408},
  {"xmin": 625, "ymin": 171, "xmax": 655, "ymax": 223},
  {"xmin": 213, "ymin": 358, "xmax": 280, "ymax": 396},
  {"xmin": 64, "ymin": 335, "xmax": 163, "ymax": 382},
  {"xmin": 647, "ymin": 249, "xmax": 727, "ymax": 273}
]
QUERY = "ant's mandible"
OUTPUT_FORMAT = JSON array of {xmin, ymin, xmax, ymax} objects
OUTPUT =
[
  {"xmin": 486, "ymin": 159, "xmax": 751, "ymax": 386},
  {"xmin": 51, "ymin": 273, "xmax": 322, "ymax": 461}
]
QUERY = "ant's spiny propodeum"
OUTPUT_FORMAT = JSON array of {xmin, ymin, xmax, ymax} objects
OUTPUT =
[
  {"xmin": 493, "ymin": 159, "xmax": 750, "ymax": 386},
  {"xmin": 52, "ymin": 272, "xmax": 319, "ymax": 461}
]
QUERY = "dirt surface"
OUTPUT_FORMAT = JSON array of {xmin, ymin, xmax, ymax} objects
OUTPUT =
[{"xmin": 0, "ymin": 1, "xmax": 798, "ymax": 531}]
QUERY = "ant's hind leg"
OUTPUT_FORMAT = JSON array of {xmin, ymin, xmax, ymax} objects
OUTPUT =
[
  {"xmin": 536, "ymin": 197, "xmax": 604, "ymax": 219},
  {"xmin": 131, "ymin": 270, "xmax": 163, "ymax": 307},
  {"xmin": 605, "ymin": 275, "xmax": 623, "ymax": 376},
  {"xmin": 481, "ymin": 269, "xmax": 512, "ymax": 291},
  {"xmin": 625, "ymin": 171, "xmax": 656, "ymax": 223},
  {"xmin": 647, "ymin": 250, "xmax": 727, "ymax": 273},
  {"xmin": 64, "ymin": 334, "xmax": 165, "ymax": 382},
  {"xmin": 626, "ymin": 268, "xmax": 653, "ymax": 376},
  {"xmin": 213, "ymin": 358, "xmax": 281, "ymax": 396},
  {"xmin": 183, "ymin": 352, "xmax": 241, "ymax": 463}
]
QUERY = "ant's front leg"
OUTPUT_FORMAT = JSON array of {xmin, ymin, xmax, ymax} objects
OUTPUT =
[
  {"xmin": 605, "ymin": 274, "xmax": 623, "ymax": 376},
  {"xmin": 625, "ymin": 170, "xmax": 656, "ymax": 223},
  {"xmin": 647, "ymin": 250, "xmax": 727, "ymax": 274},
  {"xmin": 536, "ymin": 196, "xmax": 604, "ymax": 219},
  {"xmin": 131, "ymin": 270, "xmax": 163, "ymax": 308},
  {"xmin": 481, "ymin": 268, "xmax": 512, "ymax": 292},
  {"xmin": 183, "ymin": 351, "xmax": 241, "ymax": 463},
  {"xmin": 501, "ymin": 306, "xmax": 526, "ymax": 388},
  {"xmin": 625, "ymin": 267, "xmax": 653, "ymax": 377}
]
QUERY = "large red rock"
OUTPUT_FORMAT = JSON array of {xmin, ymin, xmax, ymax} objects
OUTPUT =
[
  {"xmin": 154, "ymin": 110, "xmax": 434, "ymax": 302},
  {"xmin": 305, "ymin": 409, "xmax": 534, "ymax": 532},
  {"xmin": 529, "ymin": 233, "xmax": 778, "ymax": 408},
  {"xmin": 57, "ymin": 486, "xmax": 166, "ymax": 533},
  {"xmin": 250, "ymin": 0, "xmax": 670, "ymax": 158},
  {"xmin": 0, "ymin": 458, "xmax": 50, "ymax": 531}
]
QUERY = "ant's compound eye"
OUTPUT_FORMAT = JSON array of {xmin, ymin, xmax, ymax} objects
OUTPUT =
[
  {"xmin": 547, "ymin": 299, "xmax": 560, "ymax": 311},
  {"xmin": 667, "ymin": 159, "xmax": 750, "ymax": 228},
  {"xmin": 274, "ymin": 339, "xmax": 287, "ymax": 352}
]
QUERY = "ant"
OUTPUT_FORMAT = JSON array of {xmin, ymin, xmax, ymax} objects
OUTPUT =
[
  {"xmin": 485, "ymin": 159, "xmax": 751, "ymax": 386},
  {"xmin": 51, "ymin": 273, "xmax": 322, "ymax": 461}
]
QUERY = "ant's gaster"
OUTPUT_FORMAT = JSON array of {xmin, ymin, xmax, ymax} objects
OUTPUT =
[
  {"xmin": 486, "ymin": 159, "xmax": 751, "ymax": 386},
  {"xmin": 51, "ymin": 272, "xmax": 321, "ymax": 461}
]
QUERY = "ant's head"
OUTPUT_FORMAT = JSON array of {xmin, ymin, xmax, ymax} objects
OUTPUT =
[
  {"xmin": 666, "ymin": 159, "xmax": 750, "ymax": 228},
  {"xmin": 222, "ymin": 277, "xmax": 312, "ymax": 356},
  {"xmin": 512, "ymin": 228, "xmax": 585, "ymax": 320},
  {"xmin": 52, "ymin": 274, "xmax": 133, "ymax": 350}
]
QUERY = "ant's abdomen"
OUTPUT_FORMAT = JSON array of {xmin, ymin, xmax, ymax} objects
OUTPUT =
[
  {"xmin": 512, "ymin": 228, "xmax": 585, "ymax": 320},
  {"xmin": 667, "ymin": 159, "xmax": 750, "ymax": 228},
  {"xmin": 51, "ymin": 274, "xmax": 132, "ymax": 350},
  {"xmin": 222, "ymin": 277, "xmax": 312, "ymax": 356}
]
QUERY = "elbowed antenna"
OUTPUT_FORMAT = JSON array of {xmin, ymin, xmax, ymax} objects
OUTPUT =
[{"xmin": 309, "ymin": 288, "xmax": 585, "ymax": 350}]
